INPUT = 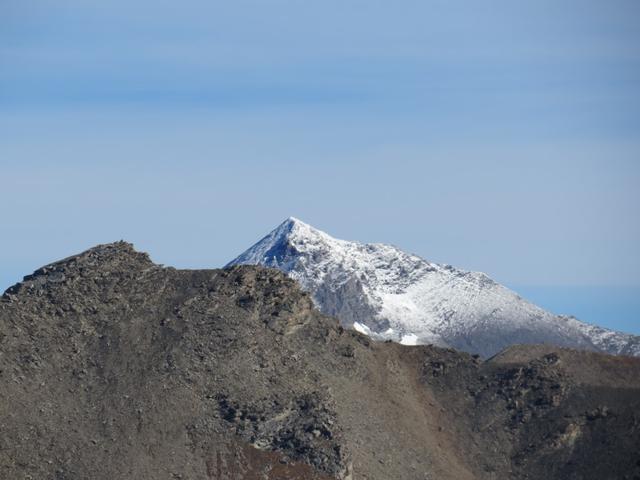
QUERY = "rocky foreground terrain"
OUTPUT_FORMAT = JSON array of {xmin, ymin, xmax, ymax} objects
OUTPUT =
[{"xmin": 1, "ymin": 242, "xmax": 639, "ymax": 479}]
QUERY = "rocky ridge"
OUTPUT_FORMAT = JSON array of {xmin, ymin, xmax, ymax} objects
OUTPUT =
[{"xmin": 1, "ymin": 242, "xmax": 639, "ymax": 479}]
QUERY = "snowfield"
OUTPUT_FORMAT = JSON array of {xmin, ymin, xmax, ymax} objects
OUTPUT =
[{"xmin": 228, "ymin": 217, "xmax": 640, "ymax": 357}]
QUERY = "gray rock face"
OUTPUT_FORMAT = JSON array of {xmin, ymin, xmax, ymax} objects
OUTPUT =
[
  {"xmin": 227, "ymin": 217, "xmax": 640, "ymax": 358},
  {"xmin": 313, "ymin": 275, "xmax": 388, "ymax": 331},
  {"xmin": 2, "ymin": 242, "xmax": 640, "ymax": 479}
]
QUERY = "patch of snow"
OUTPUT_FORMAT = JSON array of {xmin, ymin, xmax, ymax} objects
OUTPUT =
[
  {"xmin": 353, "ymin": 322, "xmax": 372, "ymax": 336},
  {"xmin": 400, "ymin": 334, "xmax": 419, "ymax": 346}
]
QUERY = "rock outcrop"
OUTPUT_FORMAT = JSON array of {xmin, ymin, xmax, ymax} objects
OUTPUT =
[{"xmin": 1, "ymin": 242, "xmax": 639, "ymax": 479}]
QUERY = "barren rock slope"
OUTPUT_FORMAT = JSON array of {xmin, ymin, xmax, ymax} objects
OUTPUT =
[{"xmin": 1, "ymin": 242, "xmax": 639, "ymax": 479}]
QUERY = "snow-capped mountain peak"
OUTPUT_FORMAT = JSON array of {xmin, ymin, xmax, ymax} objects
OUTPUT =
[{"xmin": 227, "ymin": 218, "xmax": 640, "ymax": 358}]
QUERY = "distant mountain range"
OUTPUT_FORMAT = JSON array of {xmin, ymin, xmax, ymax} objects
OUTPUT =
[{"xmin": 228, "ymin": 217, "xmax": 640, "ymax": 357}]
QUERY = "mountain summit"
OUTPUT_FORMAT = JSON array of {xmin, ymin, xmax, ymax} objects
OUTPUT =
[{"xmin": 228, "ymin": 218, "xmax": 640, "ymax": 357}]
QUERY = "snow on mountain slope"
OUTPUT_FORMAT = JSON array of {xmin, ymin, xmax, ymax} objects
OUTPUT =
[{"xmin": 227, "ymin": 217, "xmax": 640, "ymax": 357}]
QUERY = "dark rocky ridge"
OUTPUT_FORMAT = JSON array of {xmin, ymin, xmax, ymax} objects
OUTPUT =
[{"xmin": 1, "ymin": 242, "xmax": 639, "ymax": 479}]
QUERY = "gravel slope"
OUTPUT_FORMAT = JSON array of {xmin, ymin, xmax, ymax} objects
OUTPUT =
[{"xmin": 1, "ymin": 242, "xmax": 639, "ymax": 479}]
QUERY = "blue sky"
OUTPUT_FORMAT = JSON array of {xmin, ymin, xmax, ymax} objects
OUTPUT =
[{"xmin": 1, "ymin": 1, "xmax": 639, "ymax": 332}]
